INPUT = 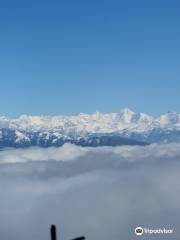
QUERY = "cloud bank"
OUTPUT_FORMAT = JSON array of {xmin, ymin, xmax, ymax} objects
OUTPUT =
[
  {"xmin": 1, "ymin": 142, "xmax": 180, "ymax": 164},
  {"xmin": 0, "ymin": 143, "xmax": 180, "ymax": 240}
]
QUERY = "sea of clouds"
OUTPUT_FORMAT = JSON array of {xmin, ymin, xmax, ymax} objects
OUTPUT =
[{"xmin": 0, "ymin": 143, "xmax": 180, "ymax": 240}]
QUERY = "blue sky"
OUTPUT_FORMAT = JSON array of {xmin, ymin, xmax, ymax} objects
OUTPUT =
[{"xmin": 0, "ymin": 0, "xmax": 180, "ymax": 117}]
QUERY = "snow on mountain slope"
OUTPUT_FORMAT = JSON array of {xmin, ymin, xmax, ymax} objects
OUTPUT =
[
  {"xmin": 0, "ymin": 108, "xmax": 180, "ymax": 147},
  {"xmin": 3, "ymin": 108, "xmax": 180, "ymax": 132}
]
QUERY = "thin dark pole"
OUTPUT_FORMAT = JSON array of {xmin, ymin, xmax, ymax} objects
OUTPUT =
[
  {"xmin": 51, "ymin": 225, "xmax": 57, "ymax": 240},
  {"xmin": 50, "ymin": 224, "xmax": 85, "ymax": 240}
]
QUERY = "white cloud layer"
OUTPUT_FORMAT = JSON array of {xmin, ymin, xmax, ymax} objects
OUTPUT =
[
  {"xmin": 0, "ymin": 143, "xmax": 180, "ymax": 240},
  {"xmin": 1, "ymin": 142, "xmax": 180, "ymax": 164}
]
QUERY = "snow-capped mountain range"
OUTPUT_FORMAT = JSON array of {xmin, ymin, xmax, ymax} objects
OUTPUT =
[{"xmin": 1, "ymin": 108, "xmax": 180, "ymax": 147}]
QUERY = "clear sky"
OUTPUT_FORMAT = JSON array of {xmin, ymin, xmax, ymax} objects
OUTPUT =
[{"xmin": 0, "ymin": 0, "xmax": 180, "ymax": 117}]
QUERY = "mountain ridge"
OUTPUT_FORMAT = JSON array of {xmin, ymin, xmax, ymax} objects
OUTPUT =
[{"xmin": 0, "ymin": 109, "xmax": 180, "ymax": 147}]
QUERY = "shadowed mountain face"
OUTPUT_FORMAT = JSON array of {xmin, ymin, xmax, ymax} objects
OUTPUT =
[
  {"xmin": 1, "ymin": 109, "xmax": 180, "ymax": 147},
  {"xmin": 0, "ymin": 129, "xmax": 147, "ymax": 148}
]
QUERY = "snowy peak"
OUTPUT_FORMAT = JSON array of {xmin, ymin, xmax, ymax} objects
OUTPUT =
[
  {"xmin": 0, "ymin": 109, "xmax": 180, "ymax": 132},
  {"xmin": 119, "ymin": 108, "xmax": 135, "ymax": 123},
  {"xmin": 158, "ymin": 111, "xmax": 180, "ymax": 127}
]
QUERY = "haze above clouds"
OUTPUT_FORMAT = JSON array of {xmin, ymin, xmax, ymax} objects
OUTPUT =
[{"xmin": 0, "ymin": 144, "xmax": 180, "ymax": 240}]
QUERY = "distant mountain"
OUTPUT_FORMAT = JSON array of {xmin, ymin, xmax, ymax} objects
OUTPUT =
[{"xmin": 0, "ymin": 108, "xmax": 180, "ymax": 147}]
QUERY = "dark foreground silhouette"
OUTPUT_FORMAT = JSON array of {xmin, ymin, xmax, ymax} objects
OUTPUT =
[{"xmin": 51, "ymin": 225, "xmax": 85, "ymax": 240}]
